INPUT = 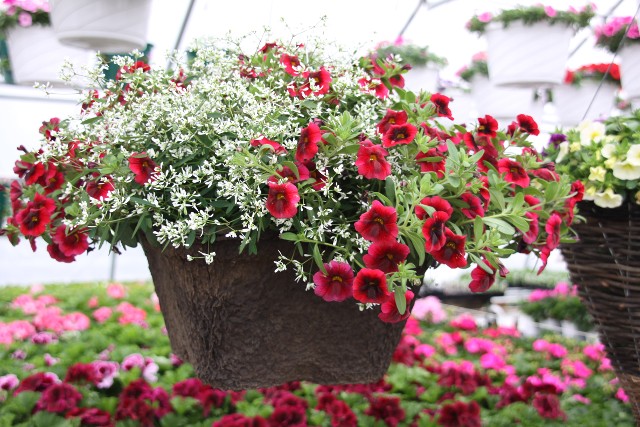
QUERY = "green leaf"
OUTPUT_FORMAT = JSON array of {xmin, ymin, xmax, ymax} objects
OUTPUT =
[
  {"xmin": 483, "ymin": 217, "xmax": 516, "ymax": 235},
  {"xmin": 394, "ymin": 287, "xmax": 406, "ymax": 315},
  {"xmin": 282, "ymin": 161, "xmax": 299, "ymax": 180},
  {"xmin": 130, "ymin": 197, "xmax": 156, "ymax": 208},
  {"xmin": 405, "ymin": 232, "xmax": 426, "ymax": 267},
  {"xmin": 279, "ymin": 232, "xmax": 299, "ymax": 242},
  {"xmin": 445, "ymin": 139, "xmax": 459, "ymax": 164},
  {"xmin": 334, "ymin": 144, "xmax": 361, "ymax": 156},
  {"xmin": 509, "ymin": 215, "xmax": 530, "ymax": 232},
  {"xmin": 312, "ymin": 244, "xmax": 325, "ymax": 273},
  {"xmin": 473, "ymin": 215, "xmax": 484, "ymax": 242},
  {"xmin": 81, "ymin": 115, "xmax": 103, "ymax": 125},
  {"xmin": 385, "ymin": 177, "xmax": 396, "ymax": 205}
]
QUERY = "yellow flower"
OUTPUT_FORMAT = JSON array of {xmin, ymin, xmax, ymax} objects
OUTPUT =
[
  {"xmin": 604, "ymin": 158, "xmax": 617, "ymax": 169},
  {"xmin": 583, "ymin": 185, "xmax": 597, "ymax": 201},
  {"xmin": 626, "ymin": 145, "xmax": 640, "ymax": 166},
  {"xmin": 612, "ymin": 160, "xmax": 640, "ymax": 180},
  {"xmin": 569, "ymin": 142, "xmax": 582, "ymax": 152},
  {"xmin": 588, "ymin": 166, "xmax": 607, "ymax": 182},
  {"xmin": 636, "ymin": 190, "xmax": 640, "ymax": 205},
  {"xmin": 593, "ymin": 188, "xmax": 623, "ymax": 208},
  {"xmin": 578, "ymin": 121, "xmax": 606, "ymax": 146}
]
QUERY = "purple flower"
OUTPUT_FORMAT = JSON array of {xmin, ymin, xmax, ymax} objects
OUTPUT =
[
  {"xmin": 17, "ymin": 12, "xmax": 32, "ymax": 27},
  {"xmin": 0, "ymin": 374, "xmax": 19, "ymax": 391}
]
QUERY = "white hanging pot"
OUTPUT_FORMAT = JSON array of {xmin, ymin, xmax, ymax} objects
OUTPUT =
[
  {"xmin": 470, "ymin": 76, "xmax": 541, "ymax": 125},
  {"xmin": 402, "ymin": 65, "xmax": 439, "ymax": 94},
  {"xmin": 553, "ymin": 81, "xmax": 617, "ymax": 127},
  {"xmin": 5, "ymin": 25, "xmax": 92, "ymax": 87},
  {"xmin": 619, "ymin": 44, "xmax": 640, "ymax": 101},
  {"xmin": 50, "ymin": 0, "xmax": 152, "ymax": 53},
  {"xmin": 485, "ymin": 21, "xmax": 573, "ymax": 88}
]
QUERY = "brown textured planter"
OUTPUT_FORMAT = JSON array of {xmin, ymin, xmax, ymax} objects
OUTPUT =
[
  {"xmin": 141, "ymin": 237, "xmax": 407, "ymax": 390},
  {"xmin": 561, "ymin": 201, "xmax": 640, "ymax": 422}
]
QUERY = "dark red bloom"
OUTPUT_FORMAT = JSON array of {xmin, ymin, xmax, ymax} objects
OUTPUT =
[
  {"xmin": 36, "ymin": 382, "xmax": 82, "ymax": 414},
  {"xmin": 382, "ymin": 123, "xmax": 418, "ymax": 148},
  {"xmin": 431, "ymin": 229, "xmax": 467, "ymax": 268},
  {"xmin": 358, "ymin": 77, "xmax": 389, "ymax": 99},
  {"xmin": 353, "ymin": 268, "xmax": 390, "ymax": 304},
  {"xmin": 258, "ymin": 42, "xmax": 279, "ymax": 53},
  {"xmin": 14, "ymin": 193, "xmax": 56, "ymax": 237},
  {"xmin": 363, "ymin": 241, "xmax": 410, "ymax": 273},
  {"xmin": 65, "ymin": 362, "xmax": 99, "ymax": 384},
  {"xmin": 468, "ymin": 263, "xmax": 496, "ymax": 293},
  {"xmin": 116, "ymin": 61, "xmax": 151, "ymax": 80},
  {"xmin": 545, "ymin": 212, "xmax": 563, "ymax": 250},
  {"xmin": 15, "ymin": 372, "xmax": 58, "ymax": 394},
  {"xmin": 498, "ymin": 158, "xmax": 530, "ymax": 188},
  {"xmin": 389, "ymin": 73, "xmax": 405, "ymax": 88},
  {"xmin": 14, "ymin": 160, "xmax": 45, "ymax": 185},
  {"xmin": 40, "ymin": 163, "xmax": 65, "ymax": 195},
  {"xmin": 270, "ymin": 163, "xmax": 310, "ymax": 184},
  {"xmin": 354, "ymin": 200, "xmax": 398, "ymax": 243},
  {"xmin": 303, "ymin": 161, "xmax": 326, "ymax": 191},
  {"xmin": 525, "ymin": 195, "xmax": 541, "ymax": 209},
  {"xmin": 266, "ymin": 181, "xmax": 300, "ymax": 219},
  {"xmin": 10, "ymin": 180, "xmax": 23, "ymax": 212},
  {"xmin": 212, "ymin": 413, "xmax": 268, "ymax": 427},
  {"xmin": 356, "ymin": 140, "xmax": 391, "ymax": 180},
  {"xmin": 377, "ymin": 110, "xmax": 408, "ymax": 134},
  {"xmin": 521, "ymin": 211, "xmax": 539, "ymax": 245},
  {"xmin": 39, "ymin": 117, "xmax": 60, "ymax": 140},
  {"xmin": 365, "ymin": 395, "xmax": 405, "ymax": 427},
  {"xmin": 460, "ymin": 192, "xmax": 485, "ymax": 219},
  {"xmin": 430, "ymin": 93, "xmax": 453, "ymax": 120},
  {"xmin": 437, "ymin": 400, "xmax": 481, "ymax": 427},
  {"xmin": 250, "ymin": 137, "xmax": 287, "ymax": 154},
  {"xmin": 477, "ymin": 115, "xmax": 498, "ymax": 138},
  {"xmin": 416, "ymin": 148, "xmax": 446, "ymax": 177},
  {"xmin": 379, "ymin": 290, "xmax": 414, "ymax": 323},
  {"xmin": 198, "ymin": 387, "xmax": 228, "ymax": 416},
  {"xmin": 86, "ymin": 175, "xmax": 115, "ymax": 201},
  {"xmin": 66, "ymin": 407, "xmax": 112, "ymax": 426},
  {"xmin": 268, "ymin": 405, "xmax": 307, "ymax": 427},
  {"xmin": 172, "ymin": 378, "xmax": 204, "ymax": 398},
  {"xmin": 295, "ymin": 122, "xmax": 322, "ymax": 162},
  {"xmin": 128, "ymin": 152, "xmax": 158, "ymax": 185},
  {"xmin": 53, "ymin": 225, "xmax": 89, "ymax": 257},
  {"xmin": 463, "ymin": 133, "xmax": 499, "ymax": 171},
  {"xmin": 313, "ymin": 261, "xmax": 354, "ymax": 302},
  {"xmin": 422, "ymin": 211, "xmax": 450, "ymax": 253},
  {"xmin": 415, "ymin": 196, "xmax": 453, "ymax": 221},
  {"xmin": 280, "ymin": 54, "xmax": 302, "ymax": 76},
  {"xmin": 325, "ymin": 399, "xmax": 357, "ymax": 427},
  {"xmin": 516, "ymin": 114, "xmax": 540, "ymax": 135},
  {"xmin": 290, "ymin": 67, "xmax": 332, "ymax": 98},
  {"xmin": 532, "ymin": 163, "xmax": 560, "ymax": 181},
  {"xmin": 532, "ymin": 393, "xmax": 566, "ymax": 420}
]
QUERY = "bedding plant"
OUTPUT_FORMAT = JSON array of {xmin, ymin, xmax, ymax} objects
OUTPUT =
[
  {"xmin": 544, "ymin": 110, "xmax": 640, "ymax": 209},
  {"xmin": 372, "ymin": 37, "xmax": 447, "ymax": 69},
  {"xmin": 0, "ymin": 282, "xmax": 633, "ymax": 426},
  {"xmin": 2, "ymin": 35, "xmax": 579, "ymax": 322},
  {"xmin": 0, "ymin": 0, "xmax": 50, "ymax": 32},
  {"xmin": 594, "ymin": 16, "xmax": 640, "ymax": 54},
  {"xmin": 563, "ymin": 63, "xmax": 621, "ymax": 88}
]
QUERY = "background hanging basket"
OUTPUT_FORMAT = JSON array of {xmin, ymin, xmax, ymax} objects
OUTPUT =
[
  {"xmin": 485, "ymin": 21, "xmax": 573, "ymax": 87},
  {"xmin": 141, "ymin": 237, "xmax": 408, "ymax": 390},
  {"xmin": 554, "ymin": 81, "xmax": 617, "ymax": 127},
  {"xmin": 50, "ymin": 0, "xmax": 152, "ymax": 53},
  {"xmin": 561, "ymin": 201, "xmax": 640, "ymax": 421},
  {"xmin": 5, "ymin": 25, "xmax": 91, "ymax": 87},
  {"xmin": 469, "ymin": 76, "xmax": 542, "ymax": 124},
  {"xmin": 619, "ymin": 44, "xmax": 640, "ymax": 101}
]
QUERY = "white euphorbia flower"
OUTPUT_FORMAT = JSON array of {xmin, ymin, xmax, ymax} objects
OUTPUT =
[
  {"xmin": 593, "ymin": 188, "xmax": 623, "ymax": 208},
  {"xmin": 578, "ymin": 121, "xmax": 606, "ymax": 146},
  {"xmin": 588, "ymin": 166, "xmax": 607, "ymax": 182},
  {"xmin": 626, "ymin": 145, "xmax": 640, "ymax": 166},
  {"xmin": 612, "ymin": 160, "xmax": 640, "ymax": 180}
]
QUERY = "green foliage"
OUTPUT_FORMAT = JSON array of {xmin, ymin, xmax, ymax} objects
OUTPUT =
[{"xmin": 373, "ymin": 42, "xmax": 447, "ymax": 68}]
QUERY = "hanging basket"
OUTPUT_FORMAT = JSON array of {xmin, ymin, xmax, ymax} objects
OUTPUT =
[
  {"xmin": 561, "ymin": 201, "xmax": 640, "ymax": 421},
  {"xmin": 485, "ymin": 21, "xmax": 573, "ymax": 88},
  {"xmin": 403, "ymin": 65, "xmax": 439, "ymax": 94},
  {"xmin": 50, "ymin": 0, "xmax": 152, "ymax": 53},
  {"xmin": 5, "ymin": 25, "xmax": 91, "ymax": 87},
  {"xmin": 554, "ymin": 81, "xmax": 617, "ymax": 127},
  {"xmin": 469, "ymin": 76, "xmax": 542, "ymax": 124},
  {"xmin": 619, "ymin": 44, "xmax": 640, "ymax": 101},
  {"xmin": 141, "ymin": 237, "xmax": 408, "ymax": 390}
]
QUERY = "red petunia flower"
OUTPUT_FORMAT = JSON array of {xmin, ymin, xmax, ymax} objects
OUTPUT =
[
  {"xmin": 14, "ymin": 160, "xmax": 45, "ymax": 186},
  {"xmin": 313, "ymin": 261, "xmax": 354, "ymax": 302},
  {"xmin": 353, "ymin": 268, "xmax": 390, "ymax": 304},
  {"xmin": 545, "ymin": 212, "xmax": 563, "ymax": 250},
  {"xmin": 40, "ymin": 163, "xmax": 64, "ymax": 195},
  {"xmin": 382, "ymin": 123, "xmax": 418, "ymax": 148},
  {"xmin": 416, "ymin": 148, "xmax": 446, "ymax": 177},
  {"xmin": 295, "ymin": 122, "xmax": 322, "ymax": 162},
  {"xmin": 463, "ymin": 133, "xmax": 499, "ymax": 171},
  {"xmin": 422, "ymin": 211, "xmax": 450, "ymax": 253},
  {"xmin": 363, "ymin": 241, "xmax": 410, "ymax": 273},
  {"xmin": 525, "ymin": 195, "xmax": 541, "ymax": 210},
  {"xmin": 250, "ymin": 137, "xmax": 287, "ymax": 155},
  {"xmin": 10, "ymin": 180, "xmax": 23, "ymax": 212},
  {"xmin": 438, "ymin": 400, "xmax": 481, "ymax": 427},
  {"xmin": 532, "ymin": 163, "xmax": 560, "ymax": 181},
  {"xmin": 532, "ymin": 393, "xmax": 566, "ymax": 420},
  {"xmin": 86, "ymin": 175, "xmax": 114, "ymax": 201},
  {"xmin": 358, "ymin": 77, "xmax": 389, "ymax": 99},
  {"xmin": 477, "ymin": 115, "xmax": 498, "ymax": 138},
  {"xmin": 355, "ymin": 140, "xmax": 391, "ymax": 180},
  {"xmin": 377, "ymin": 110, "xmax": 408, "ymax": 134},
  {"xmin": 431, "ymin": 229, "xmax": 467, "ymax": 268},
  {"xmin": 498, "ymin": 158, "xmax": 530, "ymax": 188},
  {"xmin": 460, "ymin": 193, "xmax": 485, "ymax": 219},
  {"xmin": 14, "ymin": 193, "xmax": 56, "ymax": 237},
  {"xmin": 280, "ymin": 54, "xmax": 302, "ymax": 76},
  {"xmin": 266, "ymin": 181, "xmax": 300, "ymax": 219},
  {"xmin": 430, "ymin": 93, "xmax": 454, "ymax": 120},
  {"xmin": 469, "ymin": 263, "xmax": 496, "ymax": 293},
  {"xmin": 303, "ymin": 161, "xmax": 327, "ymax": 191},
  {"xmin": 516, "ymin": 114, "xmax": 540, "ymax": 136},
  {"xmin": 128, "ymin": 152, "xmax": 158, "ymax": 185},
  {"xmin": 270, "ymin": 163, "xmax": 310, "ymax": 184},
  {"xmin": 415, "ymin": 196, "xmax": 453, "ymax": 221},
  {"xmin": 379, "ymin": 290, "xmax": 414, "ymax": 323},
  {"xmin": 36, "ymin": 382, "xmax": 83, "ymax": 414},
  {"xmin": 47, "ymin": 242, "xmax": 76, "ymax": 263},
  {"xmin": 116, "ymin": 61, "xmax": 151, "ymax": 80},
  {"xmin": 522, "ymin": 211, "xmax": 539, "ymax": 244},
  {"xmin": 290, "ymin": 67, "xmax": 332, "ymax": 98},
  {"xmin": 389, "ymin": 74, "xmax": 405, "ymax": 88},
  {"xmin": 53, "ymin": 225, "xmax": 89, "ymax": 257},
  {"xmin": 354, "ymin": 200, "xmax": 398, "ymax": 243}
]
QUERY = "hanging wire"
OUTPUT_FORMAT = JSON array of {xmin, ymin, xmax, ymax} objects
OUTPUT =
[
  {"xmin": 581, "ymin": 1, "xmax": 640, "ymax": 120},
  {"xmin": 166, "ymin": 0, "xmax": 197, "ymax": 70},
  {"xmin": 398, "ymin": 0, "xmax": 427, "ymax": 38}
]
